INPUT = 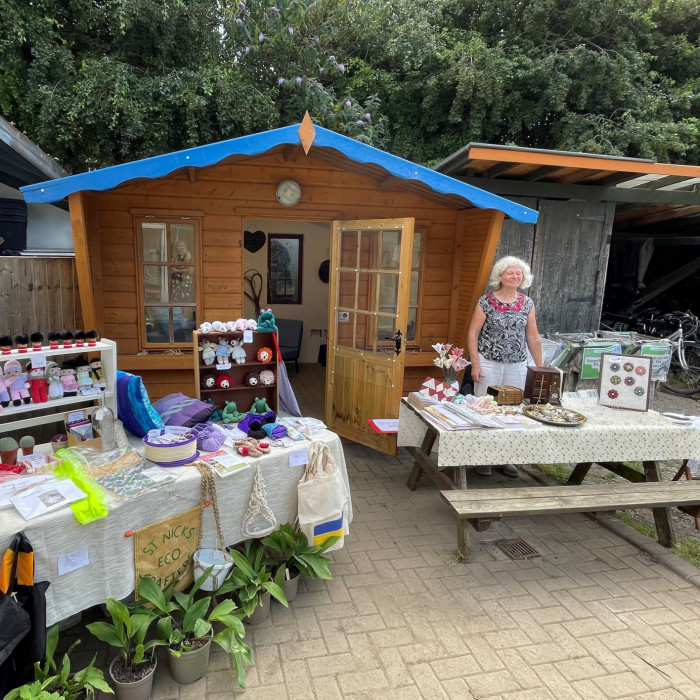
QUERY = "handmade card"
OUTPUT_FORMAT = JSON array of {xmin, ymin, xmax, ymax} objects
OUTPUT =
[{"xmin": 598, "ymin": 353, "xmax": 652, "ymax": 412}]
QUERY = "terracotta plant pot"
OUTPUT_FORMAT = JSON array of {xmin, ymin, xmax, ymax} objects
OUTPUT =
[
  {"xmin": 109, "ymin": 655, "xmax": 156, "ymax": 700},
  {"xmin": 168, "ymin": 639, "xmax": 212, "ymax": 684},
  {"xmin": 244, "ymin": 590, "xmax": 271, "ymax": 625}
]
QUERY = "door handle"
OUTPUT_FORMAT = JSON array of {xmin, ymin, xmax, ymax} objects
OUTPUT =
[{"xmin": 393, "ymin": 330, "xmax": 402, "ymax": 356}]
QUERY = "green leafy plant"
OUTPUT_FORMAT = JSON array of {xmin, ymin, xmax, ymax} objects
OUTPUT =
[
  {"xmin": 85, "ymin": 598, "xmax": 163, "ymax": 679},
  {"xmin": 218, "ymin": 539, "xmax": 288, "ymax": 618},
  {"xmin": 3, "ymin": 624, "xmax": 112, "ymax": 700},
  {"xmin": 134, "ymin": 569, "xmax": 251, "ymax": 688},
  {"xmin": 262, "ymin": 523, "xmax": 338, "ymax": 579}
]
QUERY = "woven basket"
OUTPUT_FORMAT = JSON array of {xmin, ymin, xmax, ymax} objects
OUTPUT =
[
  {"xmin": 486, "ymin": 385, "xmax": 524, "ymax": 405},
  {"xmin": 143, "ymin": 431, "xmax": 199, "ymax": 467}
]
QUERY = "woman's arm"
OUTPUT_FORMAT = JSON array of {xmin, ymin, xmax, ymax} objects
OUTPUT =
[
  {"xmin": 525, "ymin": 306, "xmax": 543, "ymax": 366},
  {"xmin": 466, "ymin": 304, "xmax": 487, "ymax": 382}
]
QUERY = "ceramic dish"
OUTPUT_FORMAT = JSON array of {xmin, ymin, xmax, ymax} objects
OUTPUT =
[{"xmin": 522, "ymin": 404, "xmax": 587, "ymax": 427}]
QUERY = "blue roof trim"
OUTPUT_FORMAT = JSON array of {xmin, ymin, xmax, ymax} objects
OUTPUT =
[{"xmin": 20, "ymin": 123, "xmax": 537, "ymax": 223}]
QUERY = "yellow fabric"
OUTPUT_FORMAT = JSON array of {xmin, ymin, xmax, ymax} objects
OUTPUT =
[{"xmin": 0, "ymin": 549, "xmax": 34, "ymax": 592}]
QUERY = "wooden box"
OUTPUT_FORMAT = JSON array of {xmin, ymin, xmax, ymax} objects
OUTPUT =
[
  {"xmin": 486, "ymin": 385, "xmax": 523, "ymax": 405},
  {"xmin": 524, "ymin": 367, "xmax": 565, "ymax": 406}
]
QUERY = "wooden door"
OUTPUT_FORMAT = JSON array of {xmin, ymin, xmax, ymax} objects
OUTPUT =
[{"xmin": 325, "ymin": 218, "xmax": 414, "ymax": 454}]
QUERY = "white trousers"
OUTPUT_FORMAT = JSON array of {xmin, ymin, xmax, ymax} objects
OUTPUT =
[{"xmin": 473, "ymin": 354, "xmax": 528, "ymax": 397}]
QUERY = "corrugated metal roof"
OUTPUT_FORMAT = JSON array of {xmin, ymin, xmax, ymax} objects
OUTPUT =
[{"xmin": 20, "ymin": 123, "xmax": 538, "ymax": 224}]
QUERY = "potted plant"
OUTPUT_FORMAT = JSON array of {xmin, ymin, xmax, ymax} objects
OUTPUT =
[
  {"xmin": 134, "ymin": 571, "xmax": 251, "ymax": 687},
  {"xmin": 85, "ymin": 598, "xmax": 163, "ymax": 700},
  {"xmin": 262, "ymin": 524, "xmax": 338, "ymax": 602},
  {"xmin": 217, "ymin": 540, "xmax": 288, "ymax": 625},
  {"xmin": 3, "ymin": 624, "xmax": 113, "ymax": 700}
]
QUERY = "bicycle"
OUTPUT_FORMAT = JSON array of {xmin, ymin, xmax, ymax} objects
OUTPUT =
[{"xmin": 600, "ymin": 308, "xmax": 700, "ymax": 398}]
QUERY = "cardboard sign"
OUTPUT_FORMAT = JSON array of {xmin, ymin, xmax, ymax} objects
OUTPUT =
[{"xmin": 134, "ymin": 506, "xmax": 200, "ymax": 596}]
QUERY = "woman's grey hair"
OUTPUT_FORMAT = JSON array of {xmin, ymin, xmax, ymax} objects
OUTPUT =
[{"xmin": 489, "ymin": 256, "xmax": 533, "ymax": 289}]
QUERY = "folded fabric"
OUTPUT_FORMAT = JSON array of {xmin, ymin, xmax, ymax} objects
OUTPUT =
[
  {"xmin": 247, "ymin": 420, "xmax": 267, "ymax": 440},
  {"xmin": 262, "ymin": 422, "xmax": 287, "ymax": 439},
  {"xmin": 261, "ymin": 411, "xmax": 277, "ymax": 424},
  {"xmin": 196, "ymin": 425, "xmax": 226, "ymax": 452},
  {"xmin": 238, "ymin": 413, "xmax": 264, "ymax": 433}
]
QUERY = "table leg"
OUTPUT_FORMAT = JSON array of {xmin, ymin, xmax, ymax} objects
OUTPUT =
[
  {"xmin": 643, "ymin": 460, "xmax": 676, "ymax": 548},
  {"xmin": 457, "ymin": 518, "xmax": 470, "ymax": 561},
  {"xmin": 407, "ymin": 430, "xmax": 436, "ymax": 491},
  {"xmin": 458, "ymin": 466, "xmax": 468, "ymax": 490},
  {"xmin": 566, "ymin": 462, "xmax": 593, "ymax": 485}
]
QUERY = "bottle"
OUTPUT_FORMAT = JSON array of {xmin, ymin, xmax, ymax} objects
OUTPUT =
[{"xmin": 91, "ymin": 397, "xmax": 116, "ymax": 451}]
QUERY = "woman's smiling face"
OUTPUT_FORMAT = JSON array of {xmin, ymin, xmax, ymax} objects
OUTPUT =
[{"xmin": 500, "ymin": 265, "xmax": 524, "ymax": 288}]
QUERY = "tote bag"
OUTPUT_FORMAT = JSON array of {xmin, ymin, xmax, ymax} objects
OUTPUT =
[{"xmin": 297, "ymin": 441, "xmax": 350, "ymax": 552}]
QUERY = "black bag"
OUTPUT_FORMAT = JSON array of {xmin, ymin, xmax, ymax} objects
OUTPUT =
[{"xmin": 0, "ymin": 532, "xmax": 50, "ymax": 696}]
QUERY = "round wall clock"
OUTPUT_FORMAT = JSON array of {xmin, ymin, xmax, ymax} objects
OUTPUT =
[{"xmin": 276, "ymin": 179, "xmax": 302, "ymax": 206}]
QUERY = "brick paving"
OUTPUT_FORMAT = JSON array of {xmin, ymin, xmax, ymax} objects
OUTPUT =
[{"xmin": 60, "ymin": 441, "xmax": 700, "ymax": 699}]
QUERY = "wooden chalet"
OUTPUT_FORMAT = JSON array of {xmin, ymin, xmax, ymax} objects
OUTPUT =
[{"xmin": 21, "ymin": 116, "xmax": 536, "ymax": 452}]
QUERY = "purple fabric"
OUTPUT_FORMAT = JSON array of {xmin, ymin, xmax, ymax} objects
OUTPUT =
[
  {"xmin": 262, "ymin": 422, "xmax": 287, "ymax": 439},
  {"xmin": 152, "ymin": 392, "xmax": 215, "ymax": 428},
  {"xmin": 237, "ymin": 413, "xmax": 264, "ymax": 433}
]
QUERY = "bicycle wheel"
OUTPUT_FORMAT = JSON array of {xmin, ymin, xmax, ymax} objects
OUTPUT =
[{"xmin": 665, "ymin": 341, "xmax": 700, "ymax": 396}]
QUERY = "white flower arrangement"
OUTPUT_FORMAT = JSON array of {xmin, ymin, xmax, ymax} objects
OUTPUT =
[{"xmin": 432, "ymin": 343, "xmax": 469, "ymax": 384}]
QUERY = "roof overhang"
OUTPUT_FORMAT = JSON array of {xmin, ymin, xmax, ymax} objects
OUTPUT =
[{"xmin": 20, "ymin": 118, "xmax": 538, "ymax": 224}]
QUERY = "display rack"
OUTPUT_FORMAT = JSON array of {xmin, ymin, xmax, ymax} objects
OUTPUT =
[
  {"xmin": 193, "ymin": 330, "xmax": 278, "ymax": 414},
  {"xmin": 0, "ymin": 339, "xmax": 118, "ymax": 433}
]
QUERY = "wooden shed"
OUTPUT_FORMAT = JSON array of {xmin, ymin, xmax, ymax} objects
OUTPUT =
[{"xmin": 21, "ymin": 116, "xmax": 536, "ymax": 452}]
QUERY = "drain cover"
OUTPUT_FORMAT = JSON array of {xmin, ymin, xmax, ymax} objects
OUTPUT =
[{"xmin": 496, "ymin": 538, "xmax": 540, "ymax": 560}]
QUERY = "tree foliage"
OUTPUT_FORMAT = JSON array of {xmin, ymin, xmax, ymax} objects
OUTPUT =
[{"xmin": 0, "ymin": 0, "xmax": 698, "ymax": 172}]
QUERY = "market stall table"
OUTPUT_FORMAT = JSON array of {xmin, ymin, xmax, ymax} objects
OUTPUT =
[
  {"xmin": 0, "ymin": 429, "xmax": 351, "ymax": 627},
  {"xmin": 398, "ymin": 398, "xmax": 700, "ymax": 547}
]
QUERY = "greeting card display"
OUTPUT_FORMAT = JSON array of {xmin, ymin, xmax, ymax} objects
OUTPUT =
[
  {"xmin": 598, "ymin": 353, "xmax": 652, "ymax": 412},
  {"xmin": 419, "ymin": 376, "xmax": 458, "ymax": 402}
]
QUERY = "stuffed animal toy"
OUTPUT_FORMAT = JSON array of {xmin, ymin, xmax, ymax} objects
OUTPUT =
[
  {"xmin": 236, "ymin": 319, "xmax": 248, "ymax": 331},
  {"xmin": 257, "ymin": 347, "xmax": 273, "ymax": 364},
  {"xmin": 3, "ymin": 360, "xmax": 30, "ymax": 406},
  {"xmin": 257, "ymin": 309, "xmax": 278, "ymax": 331},
  {"xmin": 216, "ymin": 374, "xmax": 232, "ymax": 389},
  {"xmin": 85, "ymin": 329, "xmax": 100, "ymax": 346},
  {"xmin": 0, "ymin": 335, "xmax": 13, "ymax": 355},
  {"xmin": 229, "ymin": 337, "xmax": 247, "ymax": 364},
  {"xmin": 26, "ymin": 361, "xmax": 48, "ymax": 403},
  {"xmin": 75, "ymin": 358, "xmax": 93, "ymax": 392},
  {"xmin": 74, "ymin": 330, "xmax": 86, "ymax": 347},
  {"xmin": 201, "ymin": 373, "xmax": 216, "ymax": 390},
  {"xmin": 210, "ymin": 407, "xmax": 224, "ymax": 422},
  {"xmin": 199, "ymin": 321, "xmax": 213, "ymax": 334},
  {"xmin": 45, "ymin": 361, "xmax": 63, "ymax": 400},
  {"xmin": 259, "ymin": 369, "xmax": 275, "ymax": 386},
  {"xmin": 211, "ymin": 321, "xmax": 226, "ymax": 333},
  {"xmin": 244, "ymin": 371, "xmax": 259, "ymax": 387},
  {"xmin": 245, "ymin": 319, "xmax": 258, "ymax": 331},
  {"xmin": 225, "ymin": 321, "xmax": 238, "ymax": 332},
  {"xmin": 30, "ymin": 332, "xmax": 44, "ymax": 351},
  {"xmin": 60, "ymin": 330, "xmax": 74, "ymax": 348},
  {"xmin": 59, "ymin": 362, "xmax": 78, "ymax": 396},
  {"xmin": 14, "ymin": 334, "xmax": 29, "ymax": 353},
  {"xmin": 215, "ymin": 336, "xmax": 231, "ymax": 365},
  {"xmin": 89, "ymin": 358, "xmax": 106, "ymax": 390},
  {"xmin": 198, "ymin": 338, "xmax": 216, "ymax": 365},
  {"xmin": 251, "ymin": 396, "xmax": 273, "ymax": 414},
  {"xmin": 222, "ymin": 400, "xmax": 246, "ymax": 423},
  {"xmin": 47, "ymin": 331, "xmax": 61, "ymax": 350},
  {"xmin": 0, "ymin": 365, "xmax": 11, "ymax": 407}
]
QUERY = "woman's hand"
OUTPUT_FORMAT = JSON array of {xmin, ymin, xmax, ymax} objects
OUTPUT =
[{"xmin": 471, "ymin": 362, "xmax": 485, "ymax": 383}]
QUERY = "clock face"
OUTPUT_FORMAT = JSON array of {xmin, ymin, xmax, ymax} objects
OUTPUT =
[{"xmin": 276, "ymin": 179, "xmax": 302, "ymax": 206}]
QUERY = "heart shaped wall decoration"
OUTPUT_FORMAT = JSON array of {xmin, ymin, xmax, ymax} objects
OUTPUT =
[{"xmin": 244, "ymin": 230, "xmax": 266, "ymax": 253}]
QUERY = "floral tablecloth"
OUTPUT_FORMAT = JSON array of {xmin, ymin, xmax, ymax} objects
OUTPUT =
[{"xmin": 398, "ymin": 399, "xmax": 700, "ymax": 468}]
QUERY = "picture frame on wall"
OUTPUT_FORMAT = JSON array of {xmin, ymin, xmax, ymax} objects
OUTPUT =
[
  {"xmin": 268, "ymin": 234, "xmax": 303, "ymax": 304},
  {"xmin": 598, "ymin": 353, "xmax": 652, "ymax": 412}
]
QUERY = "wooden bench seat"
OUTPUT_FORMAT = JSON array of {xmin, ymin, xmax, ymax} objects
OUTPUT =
[{"xmin": 441, "ymin": 481, "xmax": 700, "ymax": 561}]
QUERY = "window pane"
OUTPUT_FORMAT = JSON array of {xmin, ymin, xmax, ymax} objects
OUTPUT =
[
  {"xmin": 339, "ymin": 229, "xmax": 358, "ymax": 267},
  {"xmin": 409, "ymin": 270, "xmax": 419, "ymax": 305},
  {"xmin": 173, "ymin": 307, "xmax": 196, "ymax": 343},
  {"xmin": 407, "ymin": 308, "xmax": 417, "ymax": 341},
  {"xmin": 376, "ymin": 315, "xmax": 397, "ymax": 346},
  {"xmin": 412, "ymin": 231, "xmax": 422, "ymax": 268},
  {"xmin": 336, "ymin": 310, "xmax": 372, "ymax": 351},
  {"xmin": 356, "ymin": 272, "xmax": 377, "ymax": 313},
  {"xmin": 146, "ymin": 307, "xmax": 171, "ymax": 343},
  {"xmin": 378, "ymin": 273, "xmax": 398, "ymax": 310},
  {"xmin": 142, "ymin": 223, "xmax": 166, "ymax": 263},
  {"xmin": 171, "ymin": 266, "xmax": 195, "ymax": 303},
  {"xmin": 144, "ymin": 265, "xmax": 168, "ymax": 303},
  {"xmin": 338, "ymin": 270, "xmax": 356, "ymax": 310},
  {"xmin": 380, "ymin": 230, "xmax": 401, "ymax": 269},
  {"xmin": 170, "ymin": 225, "xmax": 195, "ymax": 263}
]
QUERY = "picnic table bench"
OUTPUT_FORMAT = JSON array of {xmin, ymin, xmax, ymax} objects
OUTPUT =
[{"xmin": 441, "ymin": 479, "xmax": 700, "ymax": 560}]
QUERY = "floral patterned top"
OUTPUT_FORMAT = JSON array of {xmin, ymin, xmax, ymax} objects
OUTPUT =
[{"xmin": 477, "ymin": 292, "xmax": 534, "ymax": 363}]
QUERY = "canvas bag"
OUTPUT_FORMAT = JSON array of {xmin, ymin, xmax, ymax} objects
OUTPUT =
[{"xmin": 297, "ymin": 440, "xmax": 350, "ymax": 552}]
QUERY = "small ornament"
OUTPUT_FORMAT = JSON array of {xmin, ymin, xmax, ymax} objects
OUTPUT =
[
  {"xmin": 635, "ymin": 366, "xmax": 647, "ymax": 376},
  {"xmin": 14, "ymin": 334, "xmax": 29, "ymax": 353},
  {"xmin": 30, "ymin": 332, "xmax": 44, "ymax": 351},
  {"xmin": 624, "ymin": 376, "xmax": 635, "ymax": 386},
  {"xmin": 608, "ymin": 389, "xmax": 618, "ymax": 399},
  {"xmin": 623, "ymin": 362, "xmax": 634, "ymax": 372},
  {"xmin": 257, "ymin": 347, "xmax": 273, "ymax": 363},
  {"xmin": 634, "ymin": 387, "xmax": 645, "ymax": 396},
  {"xmin": 610, "ymin": 375, "xmax": 621, "ymax": 385}
]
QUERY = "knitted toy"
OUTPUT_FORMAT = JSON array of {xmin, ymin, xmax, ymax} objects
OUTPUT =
[
  {"xmin": 215, "ymin": 336, "xmax": 231, "ymax": 365},
  {"xmin": 75, "ymin": 358, "xmax": 94, "ymax": 392},
  {"xmin": 198, "ymin": 338, "xmax": 216, "ymax": 365},
  {"xmin": 85, "ymin": 329, "xmax": 100, "ymax": 346},
  {"xmin": 257, "ymin": 309, "xmax": 278, "ymax": 331},
  {"xmin": 0, "ymin": 365, "xmax": 11, "ymax": 407},
  {"xmin": 201, "ymin": 373, "xmax": 216, "ymax": 390},
  {"xmin": 259, "ymin": 369, "xmax": 275, "ymax": 386},
  {"xmin": 257, "ymin": 347, "xmax": 273, "ymax": 364},
  {"xmin": 59, "ymin": 362, "xmax": 78, "ymax": 396},
  {"xmin": 216, "ymin": 374, "xmax": 232, "ymax": 389},
  {"xmin": 222, "ymin": 400, "xmax": 246, "ymax": 423},
  {"xmin": 30, "ymin": 332, "xmax": 44, "ymax": 351},
  {"xmin": 60, "ymin": 330, "xmax": 74, "ymax": 349},
  {"xmin": 89, "ymin": 358, "xmax": 106, "ymax": 390},
  {"xmin": 0, "ymin": 335, "xmax": 13, "ymax": 355},
  {"xmin": 251, "ymin": 396, "xmax": 273, "ymax": 414},
  {"xmin": 74, "ymin": 330, "xmax": 86, "ymax": 347},
  {"xmin": 14, "ymin": 334, "xmax": 29, "ymax": 353},
  {"xmin": 3, "ymin": 359, "xmax": 30, "ymax": 405},
  {"xmin": 199, "ymin": 321, "xmax": 213, "ymax": 334},
  {"xmin": 45, "ymin": 361, "xmax": 63, "ymax": 400},
  {"xmin": 47, "ymin": 331, "xmax": 61, "ymax": 350},
  {"xmin": 229, "ymin": 337, "xmax": 247, "ymax": 364},
  {"xmin": 244, "ymin": 371, "xmax": 259, "ymax": 387},
  {"xmin": 211, "ymin": 321, "xmax": 226, "ymax": 333},
  {"xmin": 26, "ymin": 361, "xmax": 48, "ymax": 403},
  {"xmin": 225, "ymin": 321, "xmax": 238, "ymax": 332},
  {"xmin": 245, "ymin": 319, "xmax": 258, "ymax": 331}
]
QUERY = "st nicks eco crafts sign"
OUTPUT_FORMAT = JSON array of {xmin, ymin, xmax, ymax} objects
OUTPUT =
[{"xmin": 134, "ymin": 507, "xmax": 200, "ymax": 595}]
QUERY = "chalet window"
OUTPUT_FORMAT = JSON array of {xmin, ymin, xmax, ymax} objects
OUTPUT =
[{"xmin": 136, "ymin": 217, "xmax": 200, "ymax": 346}]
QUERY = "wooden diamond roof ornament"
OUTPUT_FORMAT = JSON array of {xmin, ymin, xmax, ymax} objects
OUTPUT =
[{"xmin": 298, "ymin": 112, "xmax": 316, "ymax": 155}]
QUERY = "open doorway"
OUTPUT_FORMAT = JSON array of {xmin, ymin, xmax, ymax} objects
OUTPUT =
[{"xmin": 242, "ymin": 219, "xmax": 331, "ymax": 419}]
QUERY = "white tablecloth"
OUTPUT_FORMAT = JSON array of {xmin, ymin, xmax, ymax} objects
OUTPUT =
[
  {"xmin": 0, "ymin": 430, "xmax": 351, "ymax": 626},
  {"xmin": 398, "ymin": 399, "xmax": 700, "ymax": 467}
]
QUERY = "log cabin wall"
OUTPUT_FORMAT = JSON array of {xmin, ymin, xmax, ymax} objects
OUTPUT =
[{"xmin": 82, "ymin": 151, "xmax": 504, "ymax": 399}]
